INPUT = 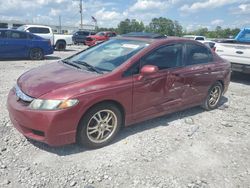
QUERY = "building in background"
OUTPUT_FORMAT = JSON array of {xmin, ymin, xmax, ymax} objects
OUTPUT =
[{"xmin": 0, "ymin": 19, "xmax": 95, "ymax": 34}]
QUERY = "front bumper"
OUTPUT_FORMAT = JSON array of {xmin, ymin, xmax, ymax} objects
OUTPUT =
[
  {"xmin": 85, "ymin": 40, "xmax": 96, "ymax": 46},
  {"xmin": 7, "ymin": 89, "xmax": 79, "ymax": 146}
]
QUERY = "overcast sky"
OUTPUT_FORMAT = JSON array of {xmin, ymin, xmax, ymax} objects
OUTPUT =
[{"xmin": 0, "ymin": 0, "xmax": 250, "ymax": 31}]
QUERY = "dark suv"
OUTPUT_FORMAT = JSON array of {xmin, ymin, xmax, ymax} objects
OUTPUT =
[{"xmin": 72, "ymin": 30, "xmax": 95, "ymax": 45}]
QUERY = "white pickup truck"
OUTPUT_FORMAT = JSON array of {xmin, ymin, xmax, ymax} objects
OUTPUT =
[
  {"xmin": 17, "ymin": 25, "xmax": 73, "ymax": 50},
  {"xmin": 215, "ymin": 28, "xmax": 250, "ymax": 74}
]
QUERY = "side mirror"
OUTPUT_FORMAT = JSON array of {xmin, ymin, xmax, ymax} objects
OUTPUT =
[
  {"xmin": 141, "ymin": 65, "xmax": 159, "ymax": 75},
  {"xmin": 138, "ymin": 65, "xmax": 158, "ymax": 80}
]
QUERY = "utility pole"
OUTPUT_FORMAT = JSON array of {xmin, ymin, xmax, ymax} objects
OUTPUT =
[
  {"xmin": 73, "ymin": 0, "xmax": 83, "ymax": 29},
  {"xmin": 80, "ymin": 0, "xmax": 83, "ymax": 29},
  {"xmin": 59, "ymin": 15, "xmax": 62, "ymax": 34}
]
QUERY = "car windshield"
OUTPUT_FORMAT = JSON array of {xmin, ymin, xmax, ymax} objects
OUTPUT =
[
  {"xmin": 68, "ymin": 39, "xmax": 149, "ymax": 72},
  {"xmin": 96, "ymin": 32, "xmax": 105, "ymax": 36}
]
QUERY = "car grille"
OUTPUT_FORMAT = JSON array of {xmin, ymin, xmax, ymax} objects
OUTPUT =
[{"xmin": 15, "ymin": 85, "xmax": 34, "ymax": 104}]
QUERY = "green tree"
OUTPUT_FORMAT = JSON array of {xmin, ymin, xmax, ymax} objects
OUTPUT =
[
  {"xmin": 117, "ymin": 19, "xmax": 145, "ymax": 34},
  {"xmin": 146, "ymin": 17, "xmax": 183, "ymax": 36},
  {"xmin": 130, "ymin": 19, "xmax": 144, "ymax": 32},
  {"xmin": 117, "ymin": 19, "xmax": 131, "ymax": 34},
  {"xmin": 173, "ymin": 21, "xmax": 183, "ymax": 36},
  {"xmin": 147, "ymin": 17, "xmax": 175, "ymax": 36},
  {"xmin": 194, "ymin": 27, "xmax": 209, "ymax": 36}
]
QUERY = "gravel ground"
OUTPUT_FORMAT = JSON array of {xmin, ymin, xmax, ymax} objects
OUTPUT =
[{"xmin": 0, "ymin": 46, "xmax": 250, "ymax": 188}]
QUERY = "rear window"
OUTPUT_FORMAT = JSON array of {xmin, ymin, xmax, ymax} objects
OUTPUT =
[
  {"xmin": 195, "ymin": 37, "xmax": 205, "ymax": 41},
  {"xmin": 186, "ymin": 43, "xmax": 213, "ymax": 65},
  {"xmin": 27, "ymin": 27, "xmax": 50, "ymax": 34}
]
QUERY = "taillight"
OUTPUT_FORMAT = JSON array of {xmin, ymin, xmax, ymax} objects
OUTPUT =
[{"xmin": 212, "ymin": 47, "xmax": 216, "ymax": 52}]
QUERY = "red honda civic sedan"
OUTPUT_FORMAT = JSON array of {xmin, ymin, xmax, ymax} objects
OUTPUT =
[{"xmin": 7, "ymin": 33, "xmax": 231, "ymax": 148}]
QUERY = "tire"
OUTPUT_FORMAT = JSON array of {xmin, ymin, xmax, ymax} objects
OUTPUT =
[
  {"xmin": 77, "ymin": 103, "xmax": 122, "ymax": 148},
  {"xmin": 202, "ymin": 82, "xmax": 223, "ymax": 110},
  {"xmin": 55, "ymin": 40, "xmax": 66, "ymax": 51},
  {"xmin": 29, "ymin": 48, "xmax": 44, "ymax": 60}
]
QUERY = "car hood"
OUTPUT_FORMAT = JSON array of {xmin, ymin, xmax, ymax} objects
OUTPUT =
[{"xmin": 17, "ymin": 62, "xmax": 98, "ymax": 98}]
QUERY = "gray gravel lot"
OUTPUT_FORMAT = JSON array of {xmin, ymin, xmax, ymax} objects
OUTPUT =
[{"xmin": 0, "ymin": 46, "xmax": 250, "ymax": 188}]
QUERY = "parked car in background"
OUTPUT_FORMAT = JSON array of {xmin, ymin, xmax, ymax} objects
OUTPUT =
[
  {"xmin": 183, "ymin": 35, "xmax": 206, "ymax": 41},
  {"xmin": 7, "ymin": 33, "xmax": 231, "ymax": 148},
  {"xmin": 17, "ymin": 25, "xmax": 73, "ymax": 50},
  {"xmin": 0, "ymin": 29, "xmax": 53, "ymax": 60},
  {"xmin": 85, "ymin": 31, "xmax": 117, "ymax": 46},
  {"xmin": 72, "ymin": 30, "xmax": 95, "ymax": 45},
  {"xmin": 215, "ymin": 28, "xmax": 250, "ymax": 74}
]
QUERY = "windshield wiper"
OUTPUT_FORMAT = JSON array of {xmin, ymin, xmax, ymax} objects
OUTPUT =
[
  {"xmin": 62, "ymin": 60, "xmax": 82, "ymax": 69},
  {"xmin": 73, "ymin": 60, "xmax": 103, "ymax": 74}
]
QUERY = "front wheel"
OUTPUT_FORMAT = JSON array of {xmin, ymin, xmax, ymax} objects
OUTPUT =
[
  {"xmin": 202, "ymin": 82, "xmax": 223, "ymax": 110},
  {"xmin": 29, "ymin": 48, "xmax": 44, "ymax": 60},
  {"xmin": 77, "ymin": 103, "xmax": 122, "ymax": 148}
]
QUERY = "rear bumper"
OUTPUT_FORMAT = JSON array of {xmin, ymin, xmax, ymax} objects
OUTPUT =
[
  {"xmin": 231, "ymin": 63, "xmax": 250, "ymax": 74},
  {"xmin": 7, "ymin": 89, "xmax": 79, "ymax": 146},
  {"xmin": 44, "ymin": 46, "xmax": 54, "ymax": 55}
]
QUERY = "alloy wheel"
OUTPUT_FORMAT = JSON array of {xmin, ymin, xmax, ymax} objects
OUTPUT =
[
  {"xmin": 208, "ymin": 86, "xmax": 221, "ymax": 107},
  {"xmin": 86, "ymin": 110, "xmax": 117, "ymax": 144}
]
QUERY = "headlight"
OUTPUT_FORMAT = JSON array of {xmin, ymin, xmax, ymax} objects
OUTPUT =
[{"xmin": 29, "ymin": 99, "xmax": 78, "ymax": 110}]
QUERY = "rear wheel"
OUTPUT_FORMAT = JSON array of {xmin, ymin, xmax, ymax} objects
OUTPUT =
[
  {"xmin": 29, "ymin": 48, "xmax": 44, "ymax": 60},
  {"xmin": 77, "ymin": 103, "xmax": 122, "ymax": 148},
  {"xmin": 55, "ymin": 40, "xmax": 66, "ymax": 51},
  {"xmin": 202, "ymin": 82, "xmax": 223, "ymax": 110}
]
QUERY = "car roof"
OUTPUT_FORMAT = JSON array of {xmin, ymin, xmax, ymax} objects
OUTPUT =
[
  {"xmin": 117, "ymin": 35, "xmax": 204, "ymax": 45},
  {"xmin": 121, "ymin": 32, "xmax": 166, "ymax": 39},
  {"xmin": 0, "ymin": 28, "xmax": 27, "ymax": 32},
  {"xmin": 183, "ymin": 35, "xmax": 205, "ymax": 38},
  {"xmin": 97, "ymin": 31, "xmax": 116, "ymax": 33},
  {"xmin": 21, "ymin": 25, "xmax": 50, "ymax": 28},
  {"xmin": 0, "ymin": 28, "xmax": 45, "ymax": 39}
]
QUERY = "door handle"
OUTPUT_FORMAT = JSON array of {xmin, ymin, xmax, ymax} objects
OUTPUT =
[{"xmin": 236, "ymin": 51, "xmax": 243, "ymax": 54}]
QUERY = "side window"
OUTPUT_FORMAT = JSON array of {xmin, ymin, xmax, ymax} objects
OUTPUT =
[
  {"xmin": 141, "ymin": 44, "xmax": 183, "ymax": 70},
  {"xmin": 28, "ymin": 27, "xmax": 50, "ymax": 34},
  {"xmin": 9, "ymin": 31, "xmax": 27, "ymax": 39},
  {"xmin": 186, "ymin": 43, "xmax": 213, "ymax": 65},
  {"xmin": 38, "ymin": 28, "xmax": 50, "ymax": 34},
  {"xmin": 0, "ymin": 31, "xmax": 6, "ymax": 38},
  {"xmin": 27, "ymin": 27, "xmax": 38, "ymax": 33},
  {"xmin": 107, "ymin": 33, "xmax": 113, "ymax": 37},
  {"xmin": 123, "ymin": 62, "xmax": 140, "ymax": 77},
  {"xmin": 241, "ymin": 32, "xmax": 250, "ymax": 40}
]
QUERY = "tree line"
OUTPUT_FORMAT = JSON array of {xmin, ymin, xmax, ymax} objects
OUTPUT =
[{"xmin": 96, "ymin": 17, "xmax": 241, "ymax": 39}]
